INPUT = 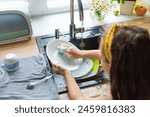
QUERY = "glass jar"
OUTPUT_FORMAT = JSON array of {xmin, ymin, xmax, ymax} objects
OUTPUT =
[{"xmin": 90, "ymin": 10, "xmax": 106, "ymax": 24}]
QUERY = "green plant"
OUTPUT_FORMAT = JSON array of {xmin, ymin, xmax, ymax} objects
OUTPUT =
[
  {"xmin": 90, "ymin": 0, "xmax": 112, "ymax": 21},
  {"xmin": 116, "ymin": 0, "xmax": 125, "ymax": 4}
]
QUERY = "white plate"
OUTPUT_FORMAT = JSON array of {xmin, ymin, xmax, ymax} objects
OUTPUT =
[
  {"xmin": 71, "ymin": 58, "xmax": 93, "ymax": 78},
  {"xmin": 81, "ymin": 59, "xmax": 100, "ymax": 78},
  {"xmin": 46, "ymin": 39, "xmax": 83, "ymax": 71}
]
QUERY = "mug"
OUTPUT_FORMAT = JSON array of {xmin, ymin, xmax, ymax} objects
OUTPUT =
[{"xmin": 3, "ymin": 53, "xmax": 20, "ymax": 72}]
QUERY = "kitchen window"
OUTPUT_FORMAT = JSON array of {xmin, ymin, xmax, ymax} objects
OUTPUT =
[
  {"xmin": 29, "ymin": 0, "xmax": 91, "ymax": 16},
  {"xmin": 0, "ymin": 0, "xmax": 27, "ymax": 2},
  {"xmin": 47, "ymin": 0, "xmax": 90, "ymax": 13},
  {"xmin": 0, "ymin": 0, "xmax": 91, "ymax": 16}
]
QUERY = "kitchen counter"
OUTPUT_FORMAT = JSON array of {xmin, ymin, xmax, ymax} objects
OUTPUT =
[
  {"xmin": 1, "ymin": 16, "xmax": 150, "ymax": 100},
  {"xmin": 0, "ymin": 37, "xmax": 39, "ymax": 58}
]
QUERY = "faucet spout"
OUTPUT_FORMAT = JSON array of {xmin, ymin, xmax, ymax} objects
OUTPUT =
[
  {"xmin": 70, "ymin": 0, "xmax": 84, "ymax": 39},
  {"xmin": 77, "ymin": 0, "xmax": 84, "ymax": 21}
]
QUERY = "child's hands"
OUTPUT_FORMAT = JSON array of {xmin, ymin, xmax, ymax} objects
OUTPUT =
[
  {"xmin": 52, "ymin": 63, "xmax": 68, "ymax": 75},
  {"xmin": 57, "ymin": 43, "xmax": 83, "ymax": 59},
  {"xmin": 68, "ymin": 48, "xmax": 83, "ymax": 59}
]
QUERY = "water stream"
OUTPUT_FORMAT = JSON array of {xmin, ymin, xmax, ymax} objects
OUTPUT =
[{"xmin": 79, "ymin": 21, "xmax": 85, "ymax": 49}]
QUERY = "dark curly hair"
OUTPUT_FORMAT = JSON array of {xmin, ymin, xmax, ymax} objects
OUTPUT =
[{"xmin": 110, "ymin": 26, "xmax": 150, "ymax": 100}]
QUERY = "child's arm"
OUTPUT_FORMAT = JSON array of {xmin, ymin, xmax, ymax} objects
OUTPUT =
[
  {"xmin": 69, "ymin": 48, "xmax": 101, "ymax": 60},
  {"xmin": 52, "ymin": 64, "xmax": 84, "ymax": 99},
  {"xmin": 53, "ymin": 63, "xmax": 111, "ymax": 100},
  {"xmin": 64, "ymin": 70, "xmax": 84, "ymax": 100},
  {"xmin": 80, "ymin": 50, "xmax": 101, "ymax": 60},
  {"xmin": 64, "ymin": 70, "xmax": 112, "ymax": 100}
]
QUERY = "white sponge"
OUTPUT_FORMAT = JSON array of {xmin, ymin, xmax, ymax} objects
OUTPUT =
[{"xmin": 57, "ymin": 43, "xmax": 72, "ymax": 59}]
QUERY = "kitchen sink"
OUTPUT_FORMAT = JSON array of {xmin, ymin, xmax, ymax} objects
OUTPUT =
[
  {"xmin": 67, "ymin": 26, "xmax": 104, "ymax": 50},
  {"xmin": 35, "ymin": 26, "xmax": 107, "ymax": 94},
  {"xmin": 70, "ymin": 36, "xmax": 100, "ymax": 50}
]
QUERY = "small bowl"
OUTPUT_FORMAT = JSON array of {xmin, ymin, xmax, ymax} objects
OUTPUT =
[{"xmin": 4, "ymin": 53, "xmax": 20, "ymax": 72}]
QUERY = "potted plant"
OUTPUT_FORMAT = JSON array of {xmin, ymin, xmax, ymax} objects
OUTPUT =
[
  {"xmin": 90, "ymin": 0, "xmax": 112, "ymax": 23},
  {"xmin": 112, "ymin": 0, "xmax": 137, "ymax": 15}
]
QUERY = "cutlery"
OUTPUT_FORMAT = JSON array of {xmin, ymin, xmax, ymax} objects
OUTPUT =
[{"xmin": 26, "ymin": 74, "xmax": 53, "ymax": 90}]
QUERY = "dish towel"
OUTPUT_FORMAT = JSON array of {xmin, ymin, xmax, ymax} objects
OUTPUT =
[{"xmin": 0, "ymin": 54, "xmax": 59, "ymax": 100}]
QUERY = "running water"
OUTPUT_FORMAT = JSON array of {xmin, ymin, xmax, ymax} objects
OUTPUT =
[{"xmin": 79, "ymin": 21, "xmax": 85, "ymax": 49}]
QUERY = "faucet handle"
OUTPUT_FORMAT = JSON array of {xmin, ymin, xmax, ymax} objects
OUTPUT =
[
  {"xmin": 55, "ymin": 29, "xmax": 60, "ymax": 39},
  {"xmin": 55, "ymin": 29, "xmax": 66, "ymax": 39}
]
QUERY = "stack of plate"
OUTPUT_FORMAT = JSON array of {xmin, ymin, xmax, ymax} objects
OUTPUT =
[{"xmin": 46, "ymin": 40, "xmax": 100, "ymax": 78}]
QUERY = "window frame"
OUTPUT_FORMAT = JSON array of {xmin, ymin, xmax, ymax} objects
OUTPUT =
[
  {"xmin": 0, "ymin": 0, "xmax": 91, "ymax": 16},
  {"xmin": 29, "ymin": 0, "xmax": 91, "ymax": 16}
]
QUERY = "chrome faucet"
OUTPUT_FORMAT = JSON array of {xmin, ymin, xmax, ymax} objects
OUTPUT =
[{"xmin": 69, "ymin": 0, "xmax": 84, "ymax": 39}]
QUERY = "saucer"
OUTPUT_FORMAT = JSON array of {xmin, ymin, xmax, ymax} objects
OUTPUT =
[
  {"xmin": 71, "ymin": 58, "xmax": 93, "ymax": 78},
  {"xmin": 46, "ymin": 39, "xmax": 83, "ymax": 71},
  {"xmin": 81, "ymin": 59, "xmax": 100, "ymax": 78}
]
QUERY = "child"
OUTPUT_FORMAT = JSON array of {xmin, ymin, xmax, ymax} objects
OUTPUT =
[{"xmin": 53, "ymin": 25, "xmax": 150, "ymax": 100}]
